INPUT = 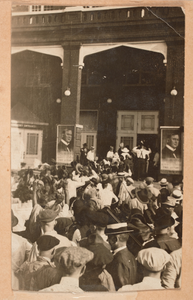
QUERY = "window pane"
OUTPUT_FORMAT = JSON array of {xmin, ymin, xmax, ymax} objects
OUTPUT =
[
  {"xmin": 121, "ymin": 137, "xmax": 133, "ymax": 150},
  {"xmin": 86, "ymin": 135, "xmax": 94, "ymax": 149},
  {"xmin": 121, "ymin": 115, "xmax": 134, "ymax": 130},
  {"xmin": 26, "ymin": 133, "xmax": 38, "ymax": 155},
  {"xmin": 141, "ymin": 115, "xmax": 155, "ymax": 131}
]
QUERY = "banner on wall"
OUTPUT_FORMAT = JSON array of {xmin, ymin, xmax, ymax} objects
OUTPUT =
[
  {"xmin": 160, "ymin": 126, "xmax": 183, "ymax": 174},
  {"xmin": 56, "ymin": 125, "xmax": 74, "ymax": 165}
]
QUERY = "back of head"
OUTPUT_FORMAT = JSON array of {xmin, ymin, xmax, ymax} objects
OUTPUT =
[
  {"xmin": 137, "ymin": 247, "xmax": 170, "ymax": 272},
  {"xmin": 59, "ymin": 247, "xmax": 94, "ymax": 275}
]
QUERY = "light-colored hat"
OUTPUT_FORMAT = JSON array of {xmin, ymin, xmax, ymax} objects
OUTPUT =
[
  {"xmin": 122, "ymin": 147, "xmax": 129, "ymax": 153},
  {"xmin": 137, "ymin": 248, "xmax": 171, "ymax": 272},
  {"xmin": 171, "ymin": 189, "xmax": 183, "ymax": 201},
  {"xmin": 105, "ymin": 222, "xmax": 137, "ymax": 235},
  {"xmin": 159, "ymin": 178, "xmax": 168, "ymax": 186},
  {"xmin": 59, "ymin": 247, "xmax": 94, "ymax": 274},
  {"xmin": 90, "ymin": 146, "xmax": 95, "ymax": 150},
  {"xmin": 125, "ymin": 176, "xmax": 134, "ymax": 184}
]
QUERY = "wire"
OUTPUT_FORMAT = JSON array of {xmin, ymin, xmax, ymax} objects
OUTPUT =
[{"xmin": 145, "ymin": 7, "xmax": 185, "ymax": 40}]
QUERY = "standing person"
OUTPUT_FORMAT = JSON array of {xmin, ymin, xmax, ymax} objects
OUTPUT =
[
  {"xmin": 80, "ymin": 143, "xmax": 88, "ymax": 165},
  {"xmin": 162, "ymin": 132, "xmax": 181, "ymax": 159},
  {"xmin": 132, "ymin": 141, "xmax": 151, "ymax": 181},
  {"xmin": 117, "ymin": 143, "xmax": 124, "ymax": 158},
  {"xmin": 58, "ymin": 128, "xmax": 73, "ymax": 152},
  {"xmin": 105, "ymin": 223, "xmax": 137, "ymax": 290},
  {"xmin": 118, "ymin": 248, "xmax": 170, "ymax": 291},
  {"xmin": 106, "ymin": 146, "xmax": 115, "ymax": 160},
  {"xmin": 87, "ymin": 146, "xmax": 95, "ymax": 169},
  {"xmin": 40, "ymin": 247, "xmax": 94, "ymax": 292}
]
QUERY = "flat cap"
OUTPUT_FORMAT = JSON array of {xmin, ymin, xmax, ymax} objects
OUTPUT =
[
  {"xmin": 59, "ymin": 247, "xmax": 94, "ymax": 274},
  {"xmin": 38, "ymin": 209, "xmax": 58, "ymax": 223},
  {"xmin": 137, "ymin": 247, "xmax": 171, "ymax": 272},
  {"xmin": 37, "ymin": 235, "xmax": 60, "ymax": 251}
]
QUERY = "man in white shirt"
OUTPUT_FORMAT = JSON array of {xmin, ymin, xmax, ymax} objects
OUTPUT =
[{"xmin": 133, "ymin": 142, "xmax": 151, "ymax": 181}]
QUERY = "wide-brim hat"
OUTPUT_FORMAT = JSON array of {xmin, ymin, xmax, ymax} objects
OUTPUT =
[
  {"xmin": 87, "ymin": 210, "xmax": 109, "ymax": 227},
  {"xmin": 122, "ymin": 147, "xmax": 129, "ymax": 153},
  {"xmin": 159, "ymin": 178, "xmax": 168, "ymax": 186},
  {"xmin": 76, "ymin": 163, "xmax": 83, "ymax": 174},
  {"xmin": 135, "ymin": 187, "xmax": 152, "ymax": 204},
  {"xmin": 154, "ymin": 207, "xmax": 175, "ymax": 230},
  {"xmin": 105, "ymin": 222, "xmax": 138, "ymax": 235},
  {"xmin": 162, "ymin": 196, "xmax": 176, "ymax": 207},
  {"xmin": 171, "ymin": 189, "xmax": 183, "ymax": 201}
]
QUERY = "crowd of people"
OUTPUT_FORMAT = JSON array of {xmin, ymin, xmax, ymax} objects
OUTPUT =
[{"xmin": 11, "ymin": 140, "xmax": 183, "ymax": 292}]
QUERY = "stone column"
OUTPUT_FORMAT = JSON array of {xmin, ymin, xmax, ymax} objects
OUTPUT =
[
  {"xmin": 164, "ymin": 41, "xmax": 184, "ymax": 126},
  {"xmin": 61, "ymin": 42, "xmax": 83, "ymax": 161}
]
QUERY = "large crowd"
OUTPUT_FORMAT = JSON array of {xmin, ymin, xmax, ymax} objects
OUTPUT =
[{"xmin": 11, "ymin": 141, "xmax": 183, "ymax": 292}]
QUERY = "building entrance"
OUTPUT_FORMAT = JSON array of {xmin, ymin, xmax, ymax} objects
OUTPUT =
[{"xmin": 116, "ymin": 110, "xmax": 159, "ymax": 151}]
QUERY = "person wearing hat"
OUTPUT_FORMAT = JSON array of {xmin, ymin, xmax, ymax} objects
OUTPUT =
[
  {"xmin": 161, "ymin": 191, "xmax": 182, "ymax": 239},
  {"xmin": 98, "ymin": 174, "xmax": 118, "ymax": 208},
  {"xmin": 118, "ymin": 176, "xmax": 134, "ymax": 206},
  {"xmin": 106, "ymin": 146, "xmax": 115, "ymax": 160},
  {"xmin": 117, "ymin": 142, "xmax": 125, "ymax": 158},
  {"xmin": 38, "ymin": 209, "xmax": 74, "ymax": 248},
  {"xmin": 154, "ymin": 208, "xmax": 181, "ymax": 254},
  {"xmin": 87, "ymin": 146, "xmax": 95, "ymax": 162},
  {"xmin": 105, "ymin": 222, "xmax": 137, "ymax": 290},
  {"xmin": 40, "ymin": 247, "xmax": 94, "ymax": 292},
  {"xmin": 162, "ymin": 216, "xmax": 182, "ymax": 289},
  {"xmin": 80, "ymin": 242, "xmax": 115, "ymax": 291},
  {"xmin": 118, "ymin": 248, "xmax": 171, "ymax": 291},
  {"xmin": 16, "ymin": 235, "xmax": 60, "ymax": 290},
  {"xmin": 127, "ymin": 186, "xmax": 152, "ymax": 214},
  {"xmin": 11, "ymin": 210, "xmax": 32, "ymax": 290},
  {"xmin": 80, "ymin": 143, "xmax": 89, "ymax": 166},
  {"xmin": 144, "ymin": 177, "xmax": 160, "ymax": 199},
  {"xmin": 132, "ymin": 142, "xmax": 151, "ymax": 181}
]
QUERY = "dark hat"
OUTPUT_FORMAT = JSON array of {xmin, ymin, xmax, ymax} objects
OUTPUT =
[
  {"xmin": 87, "ymin": 211, "xmax": 109, "ymax": 227},
  {"xmin": 72, "ymin": 199, "xmax": 87, "ymax": 215},
  {"xmin": 105, "ymin": 222, "xmax": 138, "ymax": 235},
  {"xmin": 145, "ymin": 177, "xmax": 154, "ymax": 185},
  {"xmin": 135, "ymin": 187, "xmax": 152, "ymax": 204},
  {"xmin": 87, "ymin": 243, "xmax": 113, "ymax": 267},
  {"xmin": 11, "ymin": 210, "xmax": 18, "ymax": 228},
  {"xmin": 154, "ymin": 207, "xmax": 175, "ymax": 230},
  {"xmin": 38, "ymin": 209, "xmax": 58, "ymax": 223},
  {"xmin": 54, "ymin": 217, "xmax": 73, "ymax": 235},
  {"xmin": 90, "ymin": 177, "xmax": 98, "ymax": 186},
  {"xmin": 101, "ymin": 174, "xmax": 109, "ymax": 182},
  {"xmin": 37, "ymin": 235, "xmax": 60, "ymax": 251}
]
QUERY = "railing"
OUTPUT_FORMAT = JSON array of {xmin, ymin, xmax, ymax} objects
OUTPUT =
[{"xmin": 12, "ymin": 7, "xmax": 183, "ymax": 28}]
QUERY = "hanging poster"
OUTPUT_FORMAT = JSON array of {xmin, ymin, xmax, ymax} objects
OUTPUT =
[
  {"xmin": 56, "ymin": 125, "xmax": 74, "ymax": 164},
  {"xmin": 160, "ymin": 126, "xmax": 183, "ymax": 174}
]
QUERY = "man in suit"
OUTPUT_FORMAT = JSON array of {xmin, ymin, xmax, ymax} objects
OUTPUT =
[
  {"xmin": 162, "ymin": 132, "xmax": 181, "ymax": 159},
  {"xmin": 105, "ymin": 223, "xmax": 138, "ymax": 290},
  {"xmin": 58, "ymin": 128, "xmax": 73, "ymax": 152}
]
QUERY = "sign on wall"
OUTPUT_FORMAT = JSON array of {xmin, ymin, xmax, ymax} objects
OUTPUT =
[
  {"xmin": 56, "ymin": 125, "xmax": 74, "ymax": 165},
  {"xmin": 160, "ymin": 126, "xmax": 183, "ymax": 174}
]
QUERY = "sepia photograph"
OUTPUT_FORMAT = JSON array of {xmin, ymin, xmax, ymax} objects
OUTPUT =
[{"xmin": 10, "ymin": 4, "xmax": 184, "ymax": 294}]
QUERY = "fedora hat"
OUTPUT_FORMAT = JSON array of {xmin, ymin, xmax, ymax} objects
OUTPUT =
[
  {"xmin": 135, "ymin": 187, "xmax": 152, "ymax": 204},
  {"xmin": 154, "ymin": 208, "xmax": 175, "ymax": 230},
  {"xmin": 159, "ymin": 178, "xmax": 168, "ymax": 186},
  {"xmin": 162, "ymin": 196, "xmax": 176, "ymax": 207},
  {"xmin": 105, "ymin": 222, "xmax": 138, "ymax": 235}
]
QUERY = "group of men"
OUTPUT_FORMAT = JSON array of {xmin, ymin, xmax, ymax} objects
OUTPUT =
[{"xmin": 11, "ymin": 155, "xmax": 183, "ymax": 293}]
